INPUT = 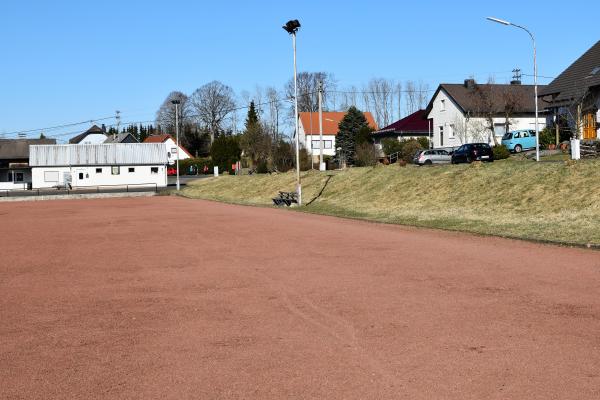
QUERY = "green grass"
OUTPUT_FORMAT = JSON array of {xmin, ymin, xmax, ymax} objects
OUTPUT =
[{"xmin": 181, "ymin": 159, "xmax": 600, "ymax": 247}]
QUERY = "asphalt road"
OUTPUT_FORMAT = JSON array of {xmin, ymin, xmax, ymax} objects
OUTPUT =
[
  {"xmin": 167, "ymin": 175, "xmax": 210, "ymax": 186},
  {"xmin": 1, "ymin": 196, "xmax": 599, "ymax": 399}
]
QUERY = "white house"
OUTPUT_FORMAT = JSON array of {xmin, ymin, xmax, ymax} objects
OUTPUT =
[
  {"xmin": 69, "ymin": 125, "xmax": 108, "ymax": 145},
  {"xmin": 426, "ymin": 79, "xmax": 546, "ymax": 149},
  {"xmin": 29, "ymin": 143, "xmax": 168, "ymax": 189},
  {"xmin": 143, "ymin": 134, "xmax": 192, "ymax": 164},
  {"xmin": 297, "ymin": 111, "xmax": 378, "ymax": 161}
]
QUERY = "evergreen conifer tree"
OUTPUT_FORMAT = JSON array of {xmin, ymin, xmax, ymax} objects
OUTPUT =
[{"xmin": 336, "ymin": 106, "xmax": 370, "ymax": 165}]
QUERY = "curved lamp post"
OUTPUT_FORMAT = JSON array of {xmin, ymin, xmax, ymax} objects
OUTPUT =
[{"xmin": 486, "ymin": 17, "xmax": 539, "ymax": 162}]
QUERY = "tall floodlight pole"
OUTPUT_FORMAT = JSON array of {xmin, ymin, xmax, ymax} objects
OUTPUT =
[
  {"xmin": 487, "ymin": 17, "xmax": 539, "ymax": 162},
  {"xmin": 171, "ymin": 99, "xmax": 181, "ymax": 190},
  {"xmin": 283, "ymin": 19, "xmax": 302, "ymax": 205},
  {"xmin": 318, "ymin": 80, "xmax": 324, "ymax": 171}
]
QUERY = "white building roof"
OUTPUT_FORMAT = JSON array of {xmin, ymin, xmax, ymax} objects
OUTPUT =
[{"xmin": 30, "ymin": 143, "xmax": 168, "ymax": 166}]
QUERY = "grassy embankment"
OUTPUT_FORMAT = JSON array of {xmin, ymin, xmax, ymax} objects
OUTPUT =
[{"xmin": 181, "ymin": 159, "xmax": 600, "ymax": 246}]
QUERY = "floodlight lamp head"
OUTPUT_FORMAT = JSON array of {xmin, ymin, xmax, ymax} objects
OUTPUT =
[{"xmin": 283, "ymin": 19, "xmax": 301, "ymax": 34}]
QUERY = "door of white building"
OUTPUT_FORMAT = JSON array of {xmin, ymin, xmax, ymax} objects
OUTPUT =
[{"xmin": 74, "ymin": 169, "xmax": 87, "ymax": 186}]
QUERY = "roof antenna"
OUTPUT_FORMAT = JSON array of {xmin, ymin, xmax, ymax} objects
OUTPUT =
[
  {"xmin": 115, "ymin": 110, "xmax": 121, "ymax": 140},
  {"xmin": 511, "ymin": 68, "xmax": 522, "ymax": 85}
]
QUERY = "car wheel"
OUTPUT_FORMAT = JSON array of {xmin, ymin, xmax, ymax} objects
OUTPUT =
[
  {"xmin": 466, "ymin": 156, "xmax": 473, "ymax": 163},
  {"xmin": 514, "ymin": 144, "xmax": 522, "ymax": 153},
  {"xmin": 424, "ymin": 160, "xmax": 432, "ymax": 166}
]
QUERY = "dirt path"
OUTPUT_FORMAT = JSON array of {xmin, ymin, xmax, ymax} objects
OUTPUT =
[{"xmin": 1, "ymin": 196, "xmax": 599, "ymax": 399}]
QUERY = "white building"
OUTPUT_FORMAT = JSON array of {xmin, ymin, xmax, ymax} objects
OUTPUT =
[
  {"xmin": 69, "ymin": 125, "xmax": 108, "ymax": 145},
  {"xmin": 29, "ymin": 143, "xmax": 168, "ymax": 189},
  {"xmin": 426, "ymin": 80, "xmax": 546, "ymax": 149},
  {"xmin": 143, "ymin": 134, "xmax": 192, "ymax": 165},
  {"xmin": 297, "ymin": 111, "xmax": 378, "ymax": 161}
]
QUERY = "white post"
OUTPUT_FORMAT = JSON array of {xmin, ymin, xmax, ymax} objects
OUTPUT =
[
  {"xmin": 318, "ymin": 80, "xmax": 325, "ymax": 171},
  {"xmin": 292, "ymin": 32, "xmax": 302, "ymax": 205},
  {"xmin": 174, "ymin": 103, "xmax": 181, "ymax": 191},
  {"xmin": 428, "ymin": 119, "xmax": 432, "ymax": 149}
]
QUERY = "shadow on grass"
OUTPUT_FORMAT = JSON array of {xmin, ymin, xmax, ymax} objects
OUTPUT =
[{"xmin": 305, "ymin": 174, "xmax": 334, "ymax": 206}]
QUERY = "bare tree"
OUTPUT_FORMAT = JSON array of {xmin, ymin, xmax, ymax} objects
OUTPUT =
[
  {"xmin": 396, "ymin": 82, "xmax": 402, "ymax": 120},
  {"xmin": 266, "ymin": 87, "xmax": 282, "ymax": 140},
  {"xmin": 500, "ymin": 86, "xmax": 523, "ymax": 137},
  {"xmin": 190, "ymin": 81, "xmax": 236, "ymax": 144},
  {"xmin": 155, "ymin": 91, "xmax": 192, "ymax": 134},
  {"xmin": 285, "ymin": 71, "xmax": 336, "ymax": 112},
  {"xmin": 452, "ymin": 115, "xmax": 472, "ymax": 144},
  {"xmin": 405, "ymin": 81, "xmax": 417, "ymax": 115},
  {"xmin": 366, "ymin": 78, "xmax": 395, "ymax": 128},
  {"xmin": 470, "ymin": 80, "xmax": 499, "ymax": 145},
  {"xmin": 416, "ymin": 81, "xmax": 430, "ymax": 110}
]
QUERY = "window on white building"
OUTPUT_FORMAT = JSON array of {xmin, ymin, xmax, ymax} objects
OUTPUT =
[
  {"xmin": 439, "ymin": 126, "xmax": 444, "ymax": 146},
  {"xmin": 171, "ymin": 147, "xmax": 178, "ymax": 154},
  {"xmin": 449, "ymin": 124, "xmax": 455, "ymax": 138},
  {"xmin": 311, "ymin": 140, "xmax": 332, "ymax": 149},
  {"xmin": 128, "ymin": 167, "xmax": 135, "ymax": 173},
  {"xmin": 151, "ymin": 167, "xmax": 159, "ymax": 174},
  {"xmin": 494, "ymin": 123, "xmax": 506, "ymax": 137},
  {"xmin": 44, "ymin": 171, "xmax": 59, "ymax": 182},
  {"xmin": 440, "ymin": 99, "xmax": 446, "ymax": 111},
  {"xmin": 111, "ymin": 166, "xmax": 120, "ymax": 175},
  {"xmin": 14, "ymin": 172, "xmax": 24, "ymax": 182},
  {"xmin": 95, "ymin": 168, "xmax": 102, "ymax": 173}
]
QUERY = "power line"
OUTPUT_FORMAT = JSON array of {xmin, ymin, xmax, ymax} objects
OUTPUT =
[{"xmin": 2, "ymin": 115, "xmax": 115, "ymax": 137}]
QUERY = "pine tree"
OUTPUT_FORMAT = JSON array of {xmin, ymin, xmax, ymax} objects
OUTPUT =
[
  {"xmin": 245, "ymin": 101, "xmax": 259, "ymax": 128},
  {"xmin": 240, "ymin": 101, "xmax": 270, "ymax": 165},
  {"xmin": 336, "ymin": 106, "xmax": 370, "ymax": 165}
]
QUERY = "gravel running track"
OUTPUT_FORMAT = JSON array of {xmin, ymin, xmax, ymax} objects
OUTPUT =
[{"xmin": 1, "ymin": 196, "xmax": 599, "ymax": 399}]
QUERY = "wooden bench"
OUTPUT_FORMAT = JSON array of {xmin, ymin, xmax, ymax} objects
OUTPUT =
[{"xmin": 272, "ymin": 191, "xmax": 298, "ymax": 206}]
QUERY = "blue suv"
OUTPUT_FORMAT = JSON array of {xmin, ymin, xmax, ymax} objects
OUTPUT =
[{"xmin": 502, "ymin": 129, "xmax": 536, "ymax": 153}]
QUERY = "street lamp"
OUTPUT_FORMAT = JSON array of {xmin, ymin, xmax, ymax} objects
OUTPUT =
[
  {"xmin": 171, "ymin": 99, "xmax": 181, "ymax": 190},
  {"xmin": 283, "ymin": 19, "xmax": 302, "ymax": 205},
  {"xmin": 487, "ymin": 16, "xmax": 540, "ymax": 162}
]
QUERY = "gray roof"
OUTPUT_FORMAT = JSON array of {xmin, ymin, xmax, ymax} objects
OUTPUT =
[
  {"xmin": 103, "ymin": 132, "xmax": 139, "ymax": 143},
  {"xmin": 30, "ymin": 143, "xmax": 168, "ymax": 166},
  {"xmin": 539, "ymin": 40, "xmax": 600, "ymax": 104},
  {"xmin": 0, "ymin": 138, "xmax": 57, "ymax": 160},
  {"xmin": 427, "ymin": 83, "xmax": 546, "ymax": 116}
]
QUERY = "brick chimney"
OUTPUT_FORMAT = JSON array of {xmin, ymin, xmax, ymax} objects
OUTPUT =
[{"xmin": 463, "ymin": 79, "xmax": 476, "ymax": 89}]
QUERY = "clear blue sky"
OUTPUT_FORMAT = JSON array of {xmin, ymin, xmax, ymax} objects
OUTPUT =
[{"xmin": 0, "ymin": 0, "xmax": 597, "ymax": 139}]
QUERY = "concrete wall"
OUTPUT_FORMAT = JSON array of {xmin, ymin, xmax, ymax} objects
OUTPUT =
[{"xmin": 32, "ymin": 165, "xmax": 167, "ymax": 189}]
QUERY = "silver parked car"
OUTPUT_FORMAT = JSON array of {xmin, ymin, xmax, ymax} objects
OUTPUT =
[{"xmin": 413, "ymin": 149, "xmax": 452, "ymax": 165}]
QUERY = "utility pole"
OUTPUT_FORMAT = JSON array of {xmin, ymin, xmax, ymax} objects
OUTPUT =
[
  {"xmin": 171, "ymin": 100, "xmax": 181, "ymax": 191},
  {"xmin": 115, "ymin": 110, "xmax": 121, "ymax": 140},
  {"xmin": 318, "ymin": 80, "xmax": 324, "ymax": 171}
]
